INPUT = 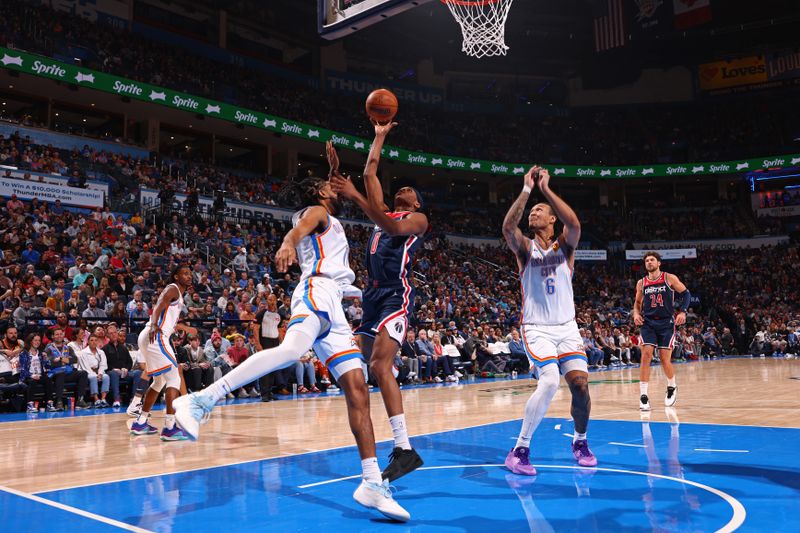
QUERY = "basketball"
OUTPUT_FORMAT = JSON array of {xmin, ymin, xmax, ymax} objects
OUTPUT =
[{"xmin": 365, "ymin": 88, "xmax": 398, "ymax": 124}]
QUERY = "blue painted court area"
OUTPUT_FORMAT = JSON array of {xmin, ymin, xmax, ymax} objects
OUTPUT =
[{"xmin": 6, "ymin": 416, "xmax": 800, "ymax": 532}]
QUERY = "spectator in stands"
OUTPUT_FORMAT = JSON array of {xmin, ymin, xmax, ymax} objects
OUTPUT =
[
  {"xmin": 295, "ymin": 351, "xmax": 320, "ymax": 393},
  {"xmin": 82, "ymin": 296, "xmax": 107, "ymax": 319},
  {"xmin": 400, "ymin": 330, "xmax": 421, "ymax": 383},
  {"xmin": 44, "ymin": 327, "xmax": 90, "ymax": 410},
  {"xmin": 104, "ymin": 324, "xmax": 136, "ymax": 407},
  {"xmin": 225, "ymin": 334, "xmax": 258, "ymax": 398},
  {"xmin": 76, "ymin": 333, "xmax": 110, "ymax": 408},
  {"xmin": 125, "ymin": 290, "xmax": 148, "ymax": 315},
  {"xmin": 431, "ymin": 332, "xmax": 456, "ymax": 383},
  {"xmin": 507, "ymin": 329, "xmax": 529, "ymax": 373},
  {"xmin": 19, "ymin": 333, "xmax": 59, "ymax": 412},
  {"xmin": 582, "ymin": 329, "xmax": 604, "ymax": 369},
  {"xmin": 704, "ymin": 327, "xmax": 722, "ymax": 358},
  {"xmin": 178, "ymin": 333, "xmax": 214, "ymax": 392},
  {"xmin": 13, "ymin": 296, "xmax": 35, "ymax": 331},
  {"xmin": 720, "ymin": 327, "xmax": 736, "ymax": 354}
]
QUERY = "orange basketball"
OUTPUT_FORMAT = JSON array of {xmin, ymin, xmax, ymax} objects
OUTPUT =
[{"xmin": 365, "ymin": 88, "xmax": 398, "ymax": 124}]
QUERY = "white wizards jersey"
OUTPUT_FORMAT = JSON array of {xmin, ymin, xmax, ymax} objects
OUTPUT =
[
  {"xmin": 147, "ymin": 283, "xmax": 185, "ymax": 338},
  {"xmin": 520, "ymin": 238, "xmax": 576, "ymax": 326},
  {"xmin": 292, "ymin": 209, "xmax": 355, "ymax": 287}
]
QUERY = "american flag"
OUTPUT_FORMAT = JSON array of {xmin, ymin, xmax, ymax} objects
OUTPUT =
[{"xmin": 593, "ymin": 0, "xmax": 626, "ymax": 52}]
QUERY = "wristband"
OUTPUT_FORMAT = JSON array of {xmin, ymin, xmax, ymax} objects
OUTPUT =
[{"xmin": 522, "ymin": 185, "xmax": 532, "ymax": 194}]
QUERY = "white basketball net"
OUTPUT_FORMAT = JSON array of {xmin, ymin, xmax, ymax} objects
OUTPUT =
[{"xmin": 442, "ymin": 0, "xmax": 514, "ymax": 58}]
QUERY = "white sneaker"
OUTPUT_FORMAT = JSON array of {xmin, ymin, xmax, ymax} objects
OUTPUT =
[
  {"xmin": 639, "ymin": 394, "xmax": 651, "ymax": 411},
  {"xmin": 353, "ymin": 479, "xmax": 410, "ymax": 522},
  {"xmin": 407, "ymin": 372, "xmax": 417, "ymax": 379},
  {"xmin": 327, "ymin": 385, "xmax": 339, "ymax": 392},
  {"xmin": 173, "ymin": 393, "xmax": 216, "ymax": 441},
  {"xmin": 454, "ymin": 370, "xmax": 463, "ymax": 378},
  {"xmin": 445, "ymin": 375, "xmax": 456, "ymax": 382},
  {"xmin": 434, "ymin": 376, "xmax": 443, "ymax": 383},
  {"xmin": 126, "ymin": 397, "xmax": 143, "ymax": 417},
  {"xmin": 664, "ymin": 386, "xmax": 677, "ymax": 407}
]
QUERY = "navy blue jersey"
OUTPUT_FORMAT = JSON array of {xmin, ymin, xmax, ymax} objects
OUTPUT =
[
  {"xmin": 365, "ymin": 211, "xmax": 424, "ymax": 288},
  {"xmin": 642, "ymin": 272, "xmax": 675, "ymax": 320}
]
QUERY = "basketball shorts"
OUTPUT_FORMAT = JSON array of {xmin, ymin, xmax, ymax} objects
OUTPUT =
[
  {"xmin": 137, "ymin": 327, "xmax": 178, "ymax": 377},
  {"xmin": 357, "ymin": 285, "xmax": 414, "ymax": 346},
  {"xmin": 521, "ymin": 320, "xmax": 588, "ymax": 376},
  {"xmin": 639, "ymin": 318, "xmax": 676, "ymax": 350},
  {"xmin": 287, "ymin": 276, "xmax": 364, "ymax": 381}
]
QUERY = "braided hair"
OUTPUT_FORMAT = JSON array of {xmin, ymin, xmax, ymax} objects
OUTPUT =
[{"xmin": 277, "ymin": 177, "xmax": 328, "ymax": 210}]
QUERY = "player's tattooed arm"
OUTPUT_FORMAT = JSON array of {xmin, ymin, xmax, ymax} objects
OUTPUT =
[{"xmin": 503, "ymin": 167, "xmax": 534, "ymax": 271}]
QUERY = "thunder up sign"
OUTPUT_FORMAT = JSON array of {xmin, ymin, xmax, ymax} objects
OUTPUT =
[{"xmin": 3, "ymin": 46, "xmax": 800, "ymax": 179}]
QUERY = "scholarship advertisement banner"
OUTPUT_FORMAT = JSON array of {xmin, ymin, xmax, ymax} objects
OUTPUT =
[
  {"xmin": 4, "ymin": 46, "xmax": 800, "ymax": 180},
  {"xmin": 626, "ymin": 249, "xmax": 697, "ymax": 260},
  {"xmin": 0, "ymin": 176, "xmax": 104, "ymax": 207},
  {"xmin": 575, "ymin": 250, "xmax": 608, "ymax": 261}
]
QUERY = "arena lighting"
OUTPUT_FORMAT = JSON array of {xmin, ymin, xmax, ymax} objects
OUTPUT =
[{"xmin": 755, "ymin": 173, "xmax": 800, "ymax": 181}]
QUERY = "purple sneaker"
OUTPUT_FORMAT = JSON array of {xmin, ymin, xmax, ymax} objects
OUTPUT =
[
  {"xmin": 505, "ymin": 447, "xmax": 537, "ymax": 476},
  {"xmin": 572, "ymin": 440, "xmax": 598, "ymax": 467},
  {"xmin": 130, "ymin": 421, "xmax": 158, "ymax": 435},
  {"xmin": 160, "ymin": 426, "xmax": 189, "ymax": 441}
]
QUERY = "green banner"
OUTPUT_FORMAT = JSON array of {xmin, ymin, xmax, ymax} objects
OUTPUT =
[{"xmin": 2, "ymin": 47, "xmax": 799, "ymax": 179}]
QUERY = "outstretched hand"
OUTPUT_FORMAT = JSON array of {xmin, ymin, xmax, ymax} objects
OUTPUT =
[
  {"xmin": 536, "ymin": 168, "xmax": 551, "ymax": 191},
  {"xmin": 275, "ymin": 244, "xmax": 297, "ymax": 273},
  {"xmin": 371, "ymin": 119, "xmax": 398, "ymax": 137},
  {"xmin": 330, "ymin": 172, "xmax": 358, "ymax": 200},
  {"xmin": 524, "ymin": 166, "xmax": 539, "ymax": 190},
  {"xmin": 326, "ymin": 141, "xmax": 340, "ymax": 177}
]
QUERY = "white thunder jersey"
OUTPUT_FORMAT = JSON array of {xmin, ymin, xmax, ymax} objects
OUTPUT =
[
  {"xmin": 146, "ymin": 283, "xmax": 185, "ymax": 338},
  {"xmin": 520, "ymin": 238, "xmax": 576, "ymax": 326},
  {"xmin": 292, "ymin": 209, "xmax": 356, "ymax": 287}
]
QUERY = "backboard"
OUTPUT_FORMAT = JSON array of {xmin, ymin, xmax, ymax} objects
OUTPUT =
[{"xmin": 318, "ymin": 0, "xmax": 434, "ymax": 40}]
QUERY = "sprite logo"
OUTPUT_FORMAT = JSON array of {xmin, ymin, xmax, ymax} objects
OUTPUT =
[{"xmin": 577, "ymin": 168, "xmax": 596, "ymax": 177}]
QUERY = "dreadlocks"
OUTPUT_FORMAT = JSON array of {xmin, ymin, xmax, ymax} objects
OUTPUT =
[{"xmin": 277, "ymin": 177, "xmax": 328, "ymax": 210}]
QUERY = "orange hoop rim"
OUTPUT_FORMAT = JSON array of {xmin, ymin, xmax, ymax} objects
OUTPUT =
[{"xmin": 440, "ymin": 0, "xmax": 500, "ymax": 5}]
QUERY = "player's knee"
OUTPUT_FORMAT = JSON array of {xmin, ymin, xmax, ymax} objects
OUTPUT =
[
  {"xmin": 568, "ymin": 376, "xmax": 589, "ymax": 397},
  {"xmin": 149, "ymin": 374, "xmax": 166, "ymax": 392},
  {"xmin": 164, "ymin": 368, "xmax": 181, "ymax": 390},
  {"xmin": 536, "ymin": 368, "xmax": 560, "ymax": 397}
]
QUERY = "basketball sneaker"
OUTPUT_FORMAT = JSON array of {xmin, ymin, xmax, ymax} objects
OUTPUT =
[
  {"xmin": 127, "ymin": 397, "xmax": 143, "ymax": 417},
  {"xmin": 381, "ymin": 447, "xmax": 424, "ymax": 482},
  {"xmin": 639, "ymin": 394, "xmax": 651, "ymax": 411},
  {"xmin": 160, "ymin": 426, "xmax": 190, "ymax": 441},
  {"xmin": 353, "ymin": 479, "xmax": 410, "ymax": 522},
  {"xmin": 130, "ymin": 420, "xmax": 158, "ymax": 436},
  {"xmin": 664, "ymin": 386, "xmax": 677, "ymax": 407},
  {"xmin": 505, "ymin": 446, "xmax": 537, "ymax": 476},
  {"xmin": 572, "ymin": 440, "xmax": 598, "ymax": 467},
  {"xmin": 173, "ymin": 392, "xmax": 216, "ymax": 441}
]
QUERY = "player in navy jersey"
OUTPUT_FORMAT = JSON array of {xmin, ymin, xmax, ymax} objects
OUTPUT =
[
  {"xmin": 632, "ymin": 252, "xmax": 691, "ymax": 410},
  {"xmin": 329, "ymin": 121, "xmax": 427, "ymax": 482}
]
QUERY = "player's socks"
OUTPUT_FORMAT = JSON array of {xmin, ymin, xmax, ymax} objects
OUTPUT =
[
  {"xmin": 389, "ymin": 414, "xmax": 412, "ymax": 450},
  {"xmin": 640, "ymin": 381, "xmax": 649, "ymax": 395},
  {"xmin": 361, "ymin": 457, "xmax": 382, "ymax": 484},
  {"xmin": 165, "ymin": 414, "xmax": 176, "ymax": 430},
  {"xmin": 515, "ymin": 364, "xmax": 558, "ymax": 450},
  {"xmin": 667, "ymin": 377, "xmax": 676, "ymax": 387},
  {"xmin": 136, "ymin": 412, "xmax": 149, "ymax": 425},
  {"xmin": 573, "ymin": 432, "xmax": 587, "ymax": 444},
  {"xmin": 204, "ymin": 330, "xmax": 315, "ymax": 402}
]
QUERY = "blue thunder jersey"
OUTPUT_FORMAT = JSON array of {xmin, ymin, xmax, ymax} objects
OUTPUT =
[
  {"xmin": 365, "ymin": 211, "xmax": 424, "ymax": 288},
  {"xmin": 642, "ymin": 272, "xmax": 675, "ymax": 320}
]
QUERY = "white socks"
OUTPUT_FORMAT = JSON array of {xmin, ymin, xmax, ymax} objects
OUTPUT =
[
  {"xmin": 165, "ymin": 414, "xmax": 175, "ymax": 430},
  {"xmin": 361, "ymin": 457, "xmax": 382, "ymax": 484},
  {"xmin": 573, "ymin": 432, "xmax": 587, "ymax": 444},
  {"xmin": 389, "ymin": 414, "xmax": 411, "ymax": 450},
  {"xmin": 640, "ymin": 381, "xmax": 649, "ymax": 396},
  {"xmin": 515, "ymin": 364, "xmax": 559, "ymax": 449},
  {"xmin": 667, "ymin": 377, "xmax": 676, "ymax": 388},
  {"xmin": 204, "ymin": 329, "xmax": 316, "ymax": 402}
]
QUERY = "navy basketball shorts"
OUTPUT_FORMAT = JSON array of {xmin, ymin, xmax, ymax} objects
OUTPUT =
[
  {"xmin": 357, "ymin": 285, "xmax": 414, "ymax": 345},
  {"xmin": 639, "ymin": 318, "xmax": 676, "ymax": 350}
]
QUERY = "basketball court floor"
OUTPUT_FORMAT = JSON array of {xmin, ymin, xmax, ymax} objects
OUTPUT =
[{"xmin": 1, "ymin": 357, "xmax": 798, "ymax": 532}]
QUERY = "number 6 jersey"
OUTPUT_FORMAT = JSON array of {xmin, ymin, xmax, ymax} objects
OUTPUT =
[{"xmin": 520, "ymin": 237, "xmax": 576, "ymax": 326}]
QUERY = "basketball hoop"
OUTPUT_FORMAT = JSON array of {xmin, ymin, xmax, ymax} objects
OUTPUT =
[{"xmin": 441, "ymin": 0, "xmax": 515, "ymax": 58}]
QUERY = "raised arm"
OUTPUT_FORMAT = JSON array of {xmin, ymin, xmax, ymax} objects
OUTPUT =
[
  {"xmin": 536, "ymin": 168, "xmax": 581, "ymax": 251},
  {"xmin": 329, "ymin": 138, "xmax": 427, "ymax": 237},
  {"xmin": 275, "ymin": 205, "xmax": 329, "ymax": 273},
  {"xmin": 502, "ymin": 167, "xmax": 534, "ymax": 271},
  {"xmin": 632, "ymin": 279, "xmax": 644, "ymax": 326}
]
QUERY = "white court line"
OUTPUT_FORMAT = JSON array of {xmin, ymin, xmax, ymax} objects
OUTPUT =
[
  {"xmin": 609, "ymin": 442, "xmax": 646, "ymax": 448},
  {"xmin": 0, "ymin": 484, "xmax": 151, "ymax": 532},
  {"xmin": 297, "ymin": 463, "xmax": 746, "ymax": 533},
  {"xmin": 694, "ymin": 448, "xmax": 749, "ymax": 453},
  {"xmin": 562, "ymin": 433, "xmax": 574, "ymax": 438}
]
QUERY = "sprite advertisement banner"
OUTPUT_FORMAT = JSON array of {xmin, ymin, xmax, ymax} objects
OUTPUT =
[{"xmin": 3, "ymin": 46, "xmax": 800, "ymax": 179}]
